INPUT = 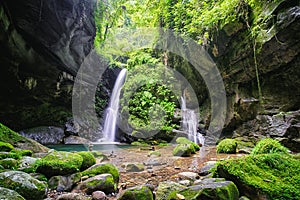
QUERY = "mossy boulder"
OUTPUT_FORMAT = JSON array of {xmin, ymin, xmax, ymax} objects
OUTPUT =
[
  {"xmin": 156, "ymin": 181, "xmax": 186, "ymax": 200},
  {"xmin": 176, "ymin": 137, "xmax": 200, "ymax": 151},
  {"xmin": 81, "ymin": 163, "xmax": 119, "ymax": 184},
  {"xmin": 0, "ymin": 171, "xmax": 47, "ymax": 200},
  {"xmin": 215, "ymin": 154, "xmax": 300, "ymax": 199},
  {"xmin": 0, "ymin": 123, "xmax": 48, "ymax": 153},
  {"xmin": 0, "ymin": 158, "xmax": 19, "ymax": 169},
  {"xmin": 0, "ymin": 142, "xmax": 14, "ymax": 152},
  {"xmin": 90, "ymin": 151, "xmax": 109, "ymax": 162},
  {"xmin": 217, "ymin": 139, "xmax": 237, "ymax": 154},
  {"xmin": 18, "ymin": 156, "xmax": 38, "ymax": 173},
  {"xmin": 121, "ymin": 162, "xmax": 145, "ymax": 172},
  {"xmin": 36, "ymin": 150, "xmax": 83, "ymax": 178},
  {"xmin": 48, "ymin": 173, "xmax": 81, "ymax": 192},
  {"xmin": 73, "ymin": 173, "xmax": 115, "ymax": 194},
  {"xmin": 77, "ymin": 151, "xmax": 96, "ymax": 171},
  {"xmin": 173, "ymin": 144, "xmax": 194, "ymax": 157},
  {"xmin": 0, "ymin": 152, "xmax": 21, "ymax": 160},
  {"xmin": 148, "ymin": 150, "xmax": 161, "ymax": 157},
  {"xmin": 118, "ymin": 185, "xmax": 154, "ymax": 200},
  {"xmin": 251, "ymin": 138, "xmax": 289, "ymax": 155},
  {"xmin": 131, "ymin": 141, "xmax": 150, "ymax": 146},
  {"xmin": 0, "ymin": 187, "xmax": 25, "ymax": 200}
]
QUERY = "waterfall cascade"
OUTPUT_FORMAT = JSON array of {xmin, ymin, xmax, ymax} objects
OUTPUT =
[
  {"xmin": 101, "ymin": 69, "xmax": 127, "ymax": 142},
  {"xmin": 181, "ymin": 96, "xmax": 205, "ymax": 145}
]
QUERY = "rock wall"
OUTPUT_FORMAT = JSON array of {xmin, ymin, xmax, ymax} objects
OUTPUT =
[{"xmin": 0, "ymin": 0, "xmax": 96, "ymax": 129}]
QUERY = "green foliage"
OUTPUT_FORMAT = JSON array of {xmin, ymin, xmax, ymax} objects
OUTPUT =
[
  {"xmin": 121, "ymin": 63, "xmax": 179, "ymax": 136},
  {"xmin": 35, "ymin": 151, "xmax": 83, "ymax": 178},
  {"xmin": 251, "ymin": 138, "xmax": 289, "ymax": 155},
  {"xmin": 217, "ymin": 139, "xmax": 238, "ymax": 154},
  {"xmin": 81, "ymin": 163, "xmax": 120, "ymax": 183},
  {"xmin": 0, "ymin": 142, "xmax": 14, "ymax": 152},
  {"xmin": 0, "ymin": 123, "xmax": 24, "ymax": 145},
  {"xmin": 77, "ymin": 151, "xmax": 96, "ymax": 171},
  {"xmin": 215, "ymin": 154, "xmax": 300, "ymax": 199}
]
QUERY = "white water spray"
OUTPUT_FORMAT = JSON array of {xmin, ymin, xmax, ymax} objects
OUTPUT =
[
  {"xmin": 102, "ymin": 69, "xmax": 127, "ymax": 142},
  {"xmin": 181, "ymin": 96, "xmax": 205, "ymax": 145}
]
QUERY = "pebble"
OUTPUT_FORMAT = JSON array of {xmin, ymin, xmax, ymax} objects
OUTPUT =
[{"xmin": 92, "ymin": 191, "xmax": 107, "ymax": 200}]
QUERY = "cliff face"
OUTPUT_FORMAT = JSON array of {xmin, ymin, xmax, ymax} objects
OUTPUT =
[{"xmin": 0, "ymin": 0, "xmax": 96, "ymax": 129}]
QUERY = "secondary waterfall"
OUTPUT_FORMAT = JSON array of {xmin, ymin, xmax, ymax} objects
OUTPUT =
[
  {"xmin": 102, "ymin": 69, "xmax": 127, "ymax": 142},
  {"xmin": 181, "ymin": 96, "xmax": 205, "ymax": 145}
]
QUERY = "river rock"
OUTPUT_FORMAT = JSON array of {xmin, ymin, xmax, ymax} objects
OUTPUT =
[
  {"xmin": 18, "ymin": 156, "xmax": 38, "ymax": 172},
  {"xmin": 121, "ymin": 162, "xmax": 145, "ymax": 172},
  {"xmin": 117, "ymin": 185, "xmax": 153, "ymax": 200},
  {"xmin": 178, "ymin": 172, "xmax": 199, "ymax": 181},
  {"xmin": 81, "ymin": 163, "xmax": 119, "ymax": 183},
  {"xmin": 20, "ymin": 126, "xmax": 65, "ymax": 145},
  {"xmin": 92, "ymin": 191, "xmax": 107, "ymax": 200},
  {"xmin": 198, "ymin": 161, "xmax": 217, "ymax": 176},
  {"xmin": 65, "ymin": 118, "xmax": 80, "ymax": 136},
  {"xmin": 56, "ymin": 193, "xmax": 91, "ymax": 200},
  {"xmin": 48, "ymin": 173, "xmax": 81, "ymax": 192},
  {"xmin": 73, "ymin": 173, "xmax": 115, "ymax": 195},
  {"xmin": 35, "ymin": 150, "xmax": 83, "ymax": 178},
  {"xmin": 0, "ymin": 187, "xmax": 25, "ymax": 200},
  {"xmin": 0, "ymin": 171, "xmax": 47, "ymax": 200},
  {"xmin": 156, "ymin": 181, "xmax": 186, "ymax": 200}
]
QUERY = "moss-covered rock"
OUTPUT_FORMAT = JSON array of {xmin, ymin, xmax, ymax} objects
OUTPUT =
[
  {"xmin": 251, "ymin": 138, "xmax": 289, "ymax": 155},
  {"xmin": 173, "ymin": 144, "xmax": 194, "ymax": 157},
  {"xmin": 77, "ymin": 152, "xmax": 96, "ymax": 171},
  {"xmin": 48, "ymin": 173, "xmax": 81, "ymax": 192},
  {"xmin": 0, "ymin": 187, "xmax": 25, "ymax": 200},
  {"xmin": 18, "ymin": 156, "xmax": 38, "ymax": 173},
  {"xmin": 81, "ymin": 163, "xmax": 119, "ymax": 184},
  {"xmin": 156, "ymin": 181, "xmax": 186, "ymax": 200},
  {"xmin": 36, "ymin": 150, "xmax": 83, "ymax": 178},
  {"xmin": 118, "ymin": 185, "xmax": 154, "ymax": 200},
  {"xmin": 176, "ymin": 137, "xmax": 200, "ymax": 151},
  {"xmin": 0, "ymin": 171, "xmax": 47, "ymax": 200},
  {"xmin": 73, "ymin": 173, "xmax": 115, "ymax": 194},
  {"xmin": 217, "ymin": 139, "xmax": 237, "ymax": 154},
  {"xmin": 0, "ymin": 158, "xmax": 19, "ymax": 170},
  {"xmin": 121, "ymin": 162, "xmax": 145, "ymax": 172},
  {"xmin": 215, "ymin": 154, "xmax": 300, "ymax": 199},
  {"xmin": 131, "ymin": 141, "xmax": 150, "ymax": 146},
  {"xmin": 0, "ymin": 152, "xmax": 21, "ymax": 160},
  {"xmin": 90, "ymin": 151, "xmax": 109, "ymax": 162},
  {"xmin": 0, "ymin": 141, "xmax": 14, "ymax": 152},
  {"xmin": 0, "ymin": 123, "xmax": 49, "ymax": 153},
  {"xmin": 148, "ymin": 150, "xmax": 161, "ymax": 157}
]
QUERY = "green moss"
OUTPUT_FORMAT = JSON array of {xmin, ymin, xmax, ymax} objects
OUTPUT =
[
  {"xmin": 35, "ymin": 151, "xmax": 83, "ymax": 178},
  {"xmin": 81, "ymin": 163, "xmax": 119, "ymax": 183},
  {"xmin": 0, "ymin": 152, "xmax": 21, "ymax": 160},
  {"xmin": 77, "ymin": 151, "xmax": 96, "ymax": 171},
  {"xmin": 11, "ymin": 149, "xmax": 33, "ymax": 157},
  {"xmin": 215, "ymin": 154, "xmax": 300, "ymax": 199},
  {"xmin": 131, "ymin": 141, "xmax": 150, "ymax": 146},
  {"xmin": 167, "ymin": 189, "xmax": 199, "ymax": 200},
  {"xmin": 0, "ymin": 158, "xmax": 19, "ymax": 170},
  {"xmin": 173, "ymin": 144, "xmax": 194, "ymax": 157},
  {"xmin": 0, "ymin": 123, "xmax": 24, "ymax": 145},
  {"xmin": 251, "ymin": 138, "xmax": 289, "ymax": 155},
  {"xmin": 176, "ymin": 137, "xmax": 200, "ymax": 151},
  {"xmin": 196, "ymin": 181, "xmax": 239, "ymax": 200},
  {"xmin": 148, "ymin": 151, "xmax": 161, "ymax": 157},
  {"xmin": 0, "ymin": 142, "xmax": 14, "ymax": 152},
  {"xmin": 118, "ymin": 186, "xmax": 153, "ymax": 200},
  {"xmin": 217, "ymin": 139, "xmax": 238, "ymax": 154}
]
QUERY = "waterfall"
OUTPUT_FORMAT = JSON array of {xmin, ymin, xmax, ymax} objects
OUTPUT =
[
  {"xmin": 181, "ymin": 96, "xmax": 205, "ymax": 145},
  {"xmin": 102, "ymin": 69, "xmax": 127, "ymax": 142}
]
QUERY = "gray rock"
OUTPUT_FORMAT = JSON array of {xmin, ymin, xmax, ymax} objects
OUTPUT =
[
  {"xmin": 57, "ymin": 192, "xmax": 91, "ymax": 200},
  {"xmin": 178, "ymin": 172, "xmax": 199, "ymax": 181},
  {"xmin": 92, "ymin": 191, "xmax": 107, "ymax": 200},
  {"xmin": 199, "ymin": 162, "xmax": 216, "ymax": 176},
  {"xmin": 18, "ymin": 156, "xmax": 38, "ymax": 172},
  {"xmin": 194, "ymin": 178, "xmax": 226, "ymax": 185},
  {"xmin": 0, "ymin": 171, "xmax": 47, "ymax": 200},
  {"xmin": 48, "ymin": 173, "xmax": 81, "ymax": 192},
  {"xmin": 20, "ymin": 126, "xmax": 65, "ymax": 144},
  {"xmin": 179, "ymin": 180, "xmax": 191, "ymax": 186},
  {"xmin": 0, "ymin": 187, "xmax": 25, "ymax": 200},
  {"xmin": 73, "ymin": 173, "xmax": 115, "ymax": 195}
]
